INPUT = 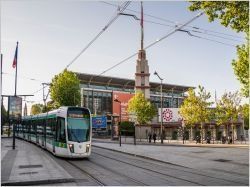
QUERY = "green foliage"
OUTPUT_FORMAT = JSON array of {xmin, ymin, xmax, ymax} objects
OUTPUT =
[
  {"xmin": 232, "ymin": 44, "xmax": 249, "ymax": 97},
  {"xmin": 120, "ymin": 121, "xmax": 134, "ymax": 136},
  {"xmin": 31, "ymin": 104, "xmax": 44, "ymax": 115},
  {"xmin": 120, "ymin": 121, "xmax": 134, "ymax": 131},
  {"xmin": 50, "ymin": 69, "xmax": 81, "ymax": 107},
  {"xmin": 189, "ymin": 1, "xmax": 249, "ymax": 98},
  {"xmin": 127, "ymin": 92, "xmax": 157, "ymax": 125},
  {"xmin": 189, "ymin": 1, "xmax": 249, "ymax": 33},
  {"xmin": 42, "ymin": 100, "xmax": 59, "ymax": 112},
  {"xmin": 172, "ymin": 131, "xmax": 178, "ymax": 140},
  {"xmin": 215, "ymin": 91, "xmax": 241, "ymax": 126},
  {"xmin": 179, "ymin": 86, "xmax": 213, "ymax": 126},
  {"xmin": 239, "ymin": 103, "xmax": 249, "ymax": 130}
]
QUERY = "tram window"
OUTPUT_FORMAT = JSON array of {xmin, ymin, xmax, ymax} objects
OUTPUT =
[
  {"xmin": 46, "ymin": 118, "xmax": 53, "ymax": 137},
  {"xmin": 56, "ymin": 117, "xmax": 66, "ymax": 143},
  {"xmin": 51, "ymin": 118, "xmax": 56, "ymax": 136},
  {"xmin": 34, "ymin": 120, "xmax": 37, "ymax": 134},
  {"xmin": 37, "ymin": 120, "xmax": 40, "ymax": 135},
  {"xmin": 28, "ymin": 121, "xmax": 31, "ymax": 133},
  {"xmin": 43, "ymin": 119, "xmax": 46, "ymax": 134},
  {"xmin": 31, "ymin": 121, "xmax": 34, "ymax": 134}
]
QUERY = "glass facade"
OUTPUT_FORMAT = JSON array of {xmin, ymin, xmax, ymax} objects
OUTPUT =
[
  {"xmin": 150, "ymin": 96, "xmax": 183, "ymax": 108},
  {"xmin": 81, "ymin": 83, "xmax": 186, "ymax": 115},
  {"xmin": 82, "ymin": 89, "xmax": 112, "ymax": 115}
]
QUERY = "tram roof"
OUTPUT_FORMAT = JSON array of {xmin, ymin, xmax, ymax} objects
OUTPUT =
[{"xmin": 75, "ymin": 72, "xmax": 194, "ymax": 93}]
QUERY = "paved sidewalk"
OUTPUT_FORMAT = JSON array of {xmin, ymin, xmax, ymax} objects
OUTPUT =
[
  {"xmin": 1, "ymin": 138, "xmax": 74, "ymax": 186},
  {"xmin": 92, "ymin": 139, "xmax": 249, "ymax": 185}
]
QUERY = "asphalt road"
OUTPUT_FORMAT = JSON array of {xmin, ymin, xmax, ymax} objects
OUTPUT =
[{"xmin": 49, "ymin": 146, "xmax": 249, "ymax": 186}]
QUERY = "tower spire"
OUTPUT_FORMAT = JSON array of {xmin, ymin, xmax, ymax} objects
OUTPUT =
[
  {"xmin": 140, "ymin": 1, "xmax": 144, "ymax": 50},
  {"xmin": 135, "ymin": 1, "xmax": 150, "ymax": 99}
]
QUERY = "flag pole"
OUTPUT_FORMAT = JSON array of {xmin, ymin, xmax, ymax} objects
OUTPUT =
[{"xmin": 14, "ymin": 41, "xmax": 18, "ymax": 96}]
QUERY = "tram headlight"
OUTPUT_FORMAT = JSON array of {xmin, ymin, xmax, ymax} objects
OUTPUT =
[
  {"xmin": 86, "ymin": 144, "xmax": 90, "ymax": 152},
  {"xmin": 69, "ymin": 144, "xmax": 74, "ymax": 153}
]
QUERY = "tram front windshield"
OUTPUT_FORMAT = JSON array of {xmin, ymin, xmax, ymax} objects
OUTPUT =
[{"xmin": 67, "ymin": 108, "xmax": 90, "ymax": 143}]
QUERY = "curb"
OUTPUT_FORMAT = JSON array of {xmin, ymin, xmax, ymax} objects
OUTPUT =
[
  {"xmin": 92, "ymin": 140, "xmax": 249, "ymax": 148},
  {"xmin": 92, "ymin": 144, "xmax": 190, "ymax": 169},
  {"xmin": 1, "ymin": 178, "xmax": 75, "ymax": 186}
]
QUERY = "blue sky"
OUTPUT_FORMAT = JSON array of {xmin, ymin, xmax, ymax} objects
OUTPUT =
[{"xmin": 1, "ymin": 1, "xmax": 246, "ymax": 112}]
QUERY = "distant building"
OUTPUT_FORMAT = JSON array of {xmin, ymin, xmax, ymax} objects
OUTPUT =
[
  {"xmin": 76, "ymin": 72, "xmax": 191, "ymax": 138},
  {"xmin": 76, "ymin": 72, "xmax": 245, "ymax": 142}
]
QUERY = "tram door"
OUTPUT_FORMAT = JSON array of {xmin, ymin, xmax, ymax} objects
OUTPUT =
[{"xmin": 55, "ymin": 117, "xmax": 66, "ymax": 152}]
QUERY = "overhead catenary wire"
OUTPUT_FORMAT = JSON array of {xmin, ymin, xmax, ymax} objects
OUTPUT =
[
  {"xmin": 29, "ymin": 2, "xmax": 131, "ymax": 96},
  {"xmin": 141, "ymin": 19, "xmax": 241, "ymax": 46},
  {"xmin": 101, "ymin": 1, "xmax": 176, "ymax": 24},
  {"xmin": 65, "ymin": 1, "xmax": 131, "ymax": 69},
  {"xmin": 101, "ymin": 1, "xmax": 246, "ymax": 40},
  {"xmin": 101, "ymin": 1, "xmax": 244, "ymax": 46},
  {"xmin": 177, "ymin": 29, "xmax": 237, "ymax": 47},
  {"xmin": 187, "ymin": 33, "xmax": 237, "ymax": 47},
  {"xmin": 140, "ymin": 19, "xmax": 244, "ymax": 44},
  {"xmin": 2, "ymin": 72, "xmax": 44, "ymax": 82},
  {"xmin": 94, "ymin": 11, "xmax": 204, "ymax": 78}
]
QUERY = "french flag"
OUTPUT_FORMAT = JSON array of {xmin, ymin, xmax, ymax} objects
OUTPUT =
[{"xmin": 12, "ymin": 42, "xmax": 18, "ymax": 68}]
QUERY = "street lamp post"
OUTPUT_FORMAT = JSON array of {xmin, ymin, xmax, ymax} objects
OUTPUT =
[
  {"xmin": 154, "ymin": 71, "xmax": 164, "ymax": 144},
  {"xmin": 114, "ymin": 99, "xmax": 121, "ymax": 147}
]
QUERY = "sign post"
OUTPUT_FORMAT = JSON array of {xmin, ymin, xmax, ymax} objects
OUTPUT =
[{"xmin": 8, "ymin": 96, "xmax": 22, "ymax": 150}]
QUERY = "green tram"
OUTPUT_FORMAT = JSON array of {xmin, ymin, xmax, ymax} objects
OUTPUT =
[{"xmin": 16, "ymin": 106, "xmax": 92, "ymax": 158}]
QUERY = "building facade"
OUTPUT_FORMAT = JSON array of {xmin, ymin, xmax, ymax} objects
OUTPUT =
[{"xmin": 77, "ymin": 72, "xmax": 245, "ymax": 141}]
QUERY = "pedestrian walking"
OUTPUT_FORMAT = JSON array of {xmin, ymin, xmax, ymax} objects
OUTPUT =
[
  {"xmin": 148, "ymin": 132, "xmax": 152, "ymax": 143},
  {"xmin": 153, "ymin": 132, "xmax": 157, "ymax": 143}
]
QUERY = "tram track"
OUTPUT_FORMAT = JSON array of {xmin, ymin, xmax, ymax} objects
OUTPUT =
[
  {"xmin": 66, "ymin": 158, "xmax": 148, "ymax": 186},
  {"xmin": 65, "ymin": 159, "xmax": 107, "ymax": 186},
  {"xmin": 92, "ymin": 148, "xmax": 248, "ymax": 186},
  {"xmin": 92, "ymin": 150, "xmax": 203, "ymax": 186},
  {"xmin": 86, "ymin": 158, "xmax": 149, "ymax": 186}
]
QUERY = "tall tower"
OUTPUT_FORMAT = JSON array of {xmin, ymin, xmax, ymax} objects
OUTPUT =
[
  {"xmin": 23, "ymin": 102, "xmax": 27, "ymax": 116},
  {"xmin": 135, "ymin": 2, "xmax": 150, "ymax": 99}
]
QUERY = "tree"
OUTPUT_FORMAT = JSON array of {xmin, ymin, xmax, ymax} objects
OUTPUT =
[
  {"xmin": 127, "ymin": 92, "xmax": 157, "ymax": 141},
  {"xmin": 31, "ymin": 104, "xmax": 44, "ymax": 115},
  {"xmin": 189, "ymin": 1, "xmax": 249, "ymax": 97},
  {"xmin": 232, "ymin": 44, "xmax": 249, "ymax": 97},
  {"xmin": 215, "ymin": 91, "xmax": 241, "ymax": 143},
  {"xmin": 50, "ymin": 69, "xmax": 81, "ymax": 107},
  {"xmin": 239, "ymin": 103, "xmax": 249, "ymax": 130},
  {"xmin": 189, "ymin": 1, "xmax": 249, "ymax": 33},
  {"xmin": 42, "ymin": 100, "xmax": 59, "ymax": 112},
  {"xmin": 179, "ymin": 86, "xmax": 213, "ymax": 143}
]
